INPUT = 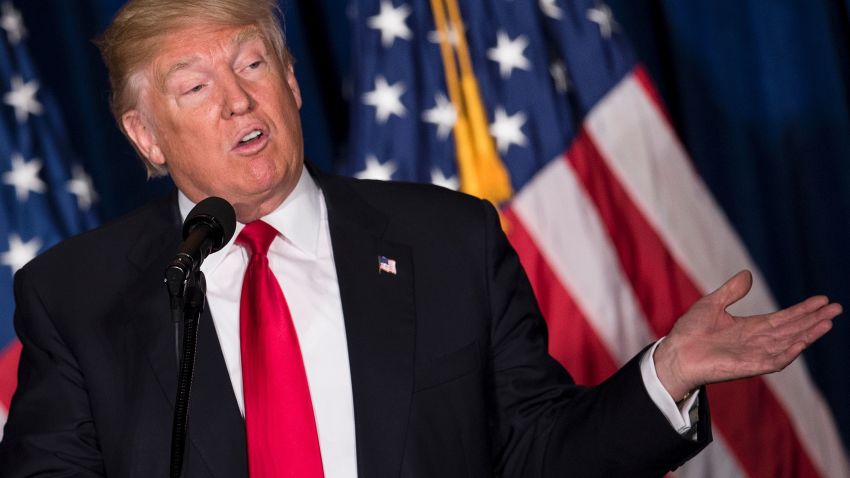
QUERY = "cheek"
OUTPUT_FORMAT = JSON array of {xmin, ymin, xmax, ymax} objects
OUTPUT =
[
  {"xmin": 162, "ymin": 100, "xmax": 219, "ymax": 138},
  {"xmin": 170, "ymin": 121, "xmax": 221, "ymax": 159}
]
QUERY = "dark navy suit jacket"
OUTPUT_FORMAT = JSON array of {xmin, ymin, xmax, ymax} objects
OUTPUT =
[{"xmin": 0, "ymin": 170, "xmax": 710, "ymax": 477}]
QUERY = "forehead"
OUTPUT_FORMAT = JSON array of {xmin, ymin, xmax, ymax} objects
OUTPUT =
[{"xmin": 150, "ymin": 24, "xmax": 264, "ymax": 76}]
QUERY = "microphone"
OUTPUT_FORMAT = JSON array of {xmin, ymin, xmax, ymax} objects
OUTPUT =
[
  {"xmin": 165, "ymin": 196, "xmax": 235, "ymax": 478},
  {"xmin": 164, "ymin": 196, "xmax": 236, "ymax": 298}
]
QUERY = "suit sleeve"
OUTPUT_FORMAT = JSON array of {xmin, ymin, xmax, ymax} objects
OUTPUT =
[
  {"xmin": 480, "ymin": 200, "xmax": 711, "ymax": 477},
  {"xmin": 0, "ymin": 266, "xmax": 105, "ymax": 476}
]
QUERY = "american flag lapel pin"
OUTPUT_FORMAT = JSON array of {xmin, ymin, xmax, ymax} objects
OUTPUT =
[{"xmin": 378, "ymin": 255, "xmax": 397, "ymax": 275}]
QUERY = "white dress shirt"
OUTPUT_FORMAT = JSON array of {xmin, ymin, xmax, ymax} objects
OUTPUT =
[
  {"xmin": 179, "ymin": 168, "xmax": 357, "ymax": 478},
  {"xmin": 177, "ymin": 165, "xmax": 698, "ymax": 478}
]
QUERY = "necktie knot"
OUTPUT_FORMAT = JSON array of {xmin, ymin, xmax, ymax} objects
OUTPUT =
[{"xmin": 236, "ymin": 220, "xmax": 278, "ymax": 257}]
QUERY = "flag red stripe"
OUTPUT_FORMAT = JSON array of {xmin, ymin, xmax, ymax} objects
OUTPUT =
[
  {"xmin": 0, "ymin": 339, "xmax": 21, "ymax": 410},
  {"xmin": 566, "ymin": 129, "xmax": 699, "ymax": 329},
  {"xmin": 565, "ymin": 130, "xmax": 821, "ymax": 477},
  {"xmin": 503, "ymin": 207, "xmax": 619, "ymax": 385},
  {"xmin": 707, "ymin": 380, "xmax": 821, "ymax": 478}
]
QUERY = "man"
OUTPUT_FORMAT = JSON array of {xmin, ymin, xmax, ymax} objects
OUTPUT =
[{"xmin": 0, "ymin": 0, "xmax": 840, "ymax": 476}]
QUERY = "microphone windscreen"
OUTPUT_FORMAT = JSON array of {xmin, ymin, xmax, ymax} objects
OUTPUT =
[{"xmin": 183, "ymin": 196, "xmax": 237, "ymax": 252}]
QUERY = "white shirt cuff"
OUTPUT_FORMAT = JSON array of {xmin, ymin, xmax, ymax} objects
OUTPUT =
[{"xmin": 639, "ymin": 338, "xmax": 700, "ymax": 438}]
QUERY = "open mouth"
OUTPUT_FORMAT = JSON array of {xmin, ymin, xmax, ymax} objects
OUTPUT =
[
  {"xmin": 232, "ymin": 127, "xmax": 269, "ymax": 154},
  {"xmin": 239, "ymin": 129, "xmax": 263, "ymax": 145}
]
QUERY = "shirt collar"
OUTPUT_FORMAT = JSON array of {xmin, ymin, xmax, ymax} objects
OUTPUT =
[{"xmin": 177, "ymin": 164, "xmax": 324, "ymax": 272}]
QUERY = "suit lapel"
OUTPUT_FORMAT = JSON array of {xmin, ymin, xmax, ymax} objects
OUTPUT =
[
  {"xmin": 318, "ymin": 174, "xmax": 416, "ymax": 477},
  {"xmin": 125, "ymin": 194, "xmax": 246, "ymax": 477}
]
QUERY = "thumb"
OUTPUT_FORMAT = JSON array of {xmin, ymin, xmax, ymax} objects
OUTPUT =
[{"xmin": 708, "ymin": 270, "xmax": 753, "ymax": 308}]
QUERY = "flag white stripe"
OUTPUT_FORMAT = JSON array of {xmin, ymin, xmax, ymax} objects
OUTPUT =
[
  {"xmin": 0, "ymin": 406, "xmax": 6, "ymax": 442},
  {"xmin": 585, "ymin": 71, "xmax": 850, "ymax": 477},
  {"xmin": 512, "ymin": 155, "xmax": 654, "ymax": 364}
]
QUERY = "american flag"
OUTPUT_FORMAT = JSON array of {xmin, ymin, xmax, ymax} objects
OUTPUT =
[
  {"xmin": 0, "ymin": 0, "xmax": 98, "ymax": 438},
  {"xmin": 344, "ymin": 0, "xmax": 850, "ymax": 476},
  {"xmin": 378, "ymin": 255, "xmax": 397, "ymax": 275}
]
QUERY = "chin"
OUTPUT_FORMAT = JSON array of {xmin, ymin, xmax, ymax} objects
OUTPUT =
[
  {"xmin": 246, "ymin": 171, "xmax": 276, "ymax": 187},
  {"xmin": 238, "ymin": 176, "xmax": 290, "ymax": 203}
]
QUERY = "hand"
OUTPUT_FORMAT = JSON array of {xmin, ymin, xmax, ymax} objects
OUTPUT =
[{"xmin": 654, "ymin": 270, "xmax": 841, "ymax": 401}]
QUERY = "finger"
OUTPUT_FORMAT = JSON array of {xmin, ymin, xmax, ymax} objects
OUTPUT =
[
  {"xmin": 753, "ymin": 305, "xmax": 839, "ymax": 357},
  {"xmin": 708, "ymin": 270, "xmax": 753, "ymax": 308},
  {"xmin": 771, "ymin": 341, "xmax": 808, "ymax": 372},
  {"xmin": 770, "ymin": 312, "xmax": 835, "ymax": 357},
  {"xmin": 778, "ymin": 303, "xmax": 841, "ymax": 340},
  {"xmin": 766, "ymin": 295, "xmax": 830, "ymax": 325},
  {"xmin": 771, "ymin": 320, "xmax": 834, "ymax": 372}
]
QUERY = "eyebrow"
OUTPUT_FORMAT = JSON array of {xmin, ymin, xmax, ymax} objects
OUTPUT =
[
  {"xmin": 157, "ymin": 26, "xmax": 266, "ymax": 89},
  {"xmin": 232, "ymin": 26, "xmax": 263, "ymax": 47},
  {"xmin": 161, "ymin": 59, "xmax": 197, "ymax": 84}
]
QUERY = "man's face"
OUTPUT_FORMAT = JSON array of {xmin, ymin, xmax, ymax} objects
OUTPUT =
[{"xmin": 123, "ymin": 23, "xmax": 303, "ymax": 221}]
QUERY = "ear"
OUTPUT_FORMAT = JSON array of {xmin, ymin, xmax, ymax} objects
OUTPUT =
[
  {"xmin": 122, "ymin": 110, "xmax": 165, "ymax": 167},
  {"xmin": 285, "ymin": 63, "xmax": 302, "ymax": 109}
]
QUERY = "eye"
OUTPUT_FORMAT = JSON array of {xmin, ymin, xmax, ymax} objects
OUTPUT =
[
  {"xmin": 247, "ymin": 60, "xmax": 263, "ymax": 70},
  {"xmin": 186, "ymin": 84, "xmax": 205, "ymax": 94}
]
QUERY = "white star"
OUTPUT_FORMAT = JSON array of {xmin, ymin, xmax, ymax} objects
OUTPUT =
[
  {"xmin": 489, "ymin": 107, "xmax": 528, "ymax": 154},
  {"xmin": 3, "ymin": 75, "xmax": 43, "ymax": 123},
  {"xmin": 0, "ymin": 2, "xmax": 26, "ymax": 44},
  {"xmin": 487, "ymin": 31, "xmax": 531, "ymax": 79},
  {"xmin": 427, "ymin": 24, "xmax": 462, "ymax": 47},
  {"xmin": 362, "ymin": 75, "xmax": 407, "ymax": 123},
  {"xmin": 1, "ymin": 234, "xmax": 41, "ymax": 275},
  {"xmin": 587, "ymin": 4, "xmax": 618, "ymax": 39},
  {"xmin": 539, "ymin": 0, "xmax": 563, "ymax": 20},
  {"xmin": 430, "ymin": 167, "xmax": 459, "ymax": 190},
  {"xmin": 355, "ymin": 155, "xmax": 397, "ymax": 181},
  {"xmin": 550, "ymin": 60, "xmax": 571, "ymax": 93},
  {"xmin": 422, "ymin": 92, "xmax": 457, "ymax": 140},
  {"xmin": 367, "ymin": 0, "xmax": 412, "ymax": 48},
  {"xmin": 66, "ymin": 164, "xmax": 98, "ymax": 211},
  {"xmin": 2, "ymin": 153, "xmax": 46, "ymax": 201}
]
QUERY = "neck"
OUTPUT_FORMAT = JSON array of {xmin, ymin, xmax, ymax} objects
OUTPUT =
[{"xmin": 232, "ymin": 197, "xmax": 285, "ymax": 223}]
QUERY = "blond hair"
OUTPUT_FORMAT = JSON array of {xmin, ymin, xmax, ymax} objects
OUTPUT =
[{"xmin": 95, "ymin": 0, "xmax": 290, "ymax": 177}]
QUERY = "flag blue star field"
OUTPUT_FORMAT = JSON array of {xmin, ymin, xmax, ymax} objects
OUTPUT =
[
  {"xmin": 0, "ymin": 0, "xmax": 98, "ymax": 429},
  {"xmin": 344, "ymin": 0, "xmax": 849, "ymax": 475}
]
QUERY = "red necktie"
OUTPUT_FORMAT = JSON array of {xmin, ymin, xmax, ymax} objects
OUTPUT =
[{"xmin": 237, "ymin": 220, "xmax": 324, "ymax": 478}]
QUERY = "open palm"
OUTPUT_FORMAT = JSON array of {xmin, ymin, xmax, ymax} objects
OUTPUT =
[{"xmin": 654, "ymin": 270, "xmax": 841, "ymax": 400}]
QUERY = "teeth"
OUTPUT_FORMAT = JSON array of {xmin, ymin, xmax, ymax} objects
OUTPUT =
[{"xmin": 240, "ymin": 130, "xmax": 262, "ymax": 143}]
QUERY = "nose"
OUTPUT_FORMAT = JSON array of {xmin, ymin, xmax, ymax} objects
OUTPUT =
[{"xmin": 221, "ymin": 74, "xmax": 253, "ymax": 118}]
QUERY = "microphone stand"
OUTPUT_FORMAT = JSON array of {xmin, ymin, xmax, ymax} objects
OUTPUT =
[
  {"xmin": 168, "ymin": 268, "xmax": 207, "ymax": 478},
  {"xmin": 163, "ymin": 195, "xmax": 235, "ymax": 477}
]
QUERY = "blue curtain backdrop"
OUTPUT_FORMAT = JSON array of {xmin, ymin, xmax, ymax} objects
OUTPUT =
[{"xmin": 12, "ymin": 0, "xmax": 850, "ymax": 452}]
